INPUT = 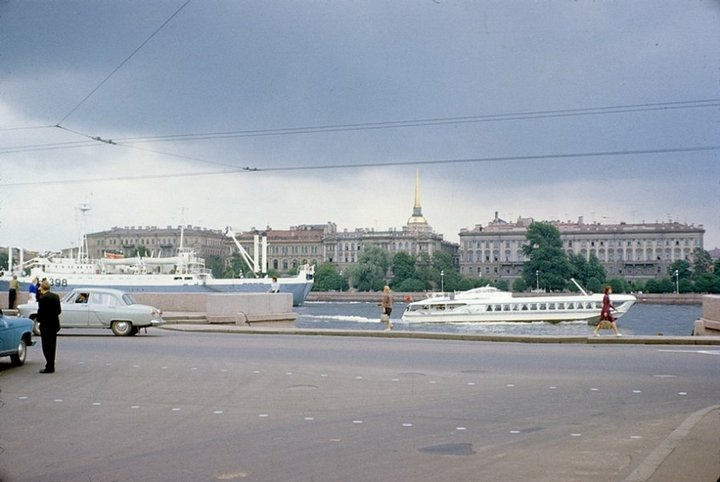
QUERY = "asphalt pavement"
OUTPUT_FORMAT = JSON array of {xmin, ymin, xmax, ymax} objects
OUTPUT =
[
  {"xmin": 161, "ymin": 323, "xmax": 720, "ymax": 482},
  {"xmin": 2, "ymin": 324, "xmax": 718, "ymax": 481}
]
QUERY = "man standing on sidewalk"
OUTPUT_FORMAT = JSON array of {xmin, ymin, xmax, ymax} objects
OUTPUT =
[{"xmin": 37, "ymin": 279, "xmax": 61, "ymax": 374}]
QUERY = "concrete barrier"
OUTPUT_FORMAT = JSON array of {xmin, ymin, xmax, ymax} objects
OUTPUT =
[
  {"xmin": 131, "ymin": 292, "xmax": 296, "ymax": 328},
  {"xmin": 0, "ymin": 290, "xmax": 33, "ymax": 310},
  {"xmin": 131, "ymin": 293, "xmax": 209, "ymax": 312},
  {"xmin": 205, "ymin": 293, "xmax": 295, "ymax": 326},
  {"xmin": 694, "ymin": 295, "xmax": 720, "ymax": 336},
  {"xmin": 1, "ymin": 290, "xmax": 296, "ymax": 327}
]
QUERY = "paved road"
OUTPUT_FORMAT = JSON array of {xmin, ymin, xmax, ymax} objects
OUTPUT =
[{"xmin": 0, "ymin": 330, "xmax": 718, "ymax": 481}]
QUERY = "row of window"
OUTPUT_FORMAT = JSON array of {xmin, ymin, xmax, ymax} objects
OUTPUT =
[
  {"xmin": 463, "ymin": 246, "xmax": 694, "ymax": 263},
  {"xmin": 465, "ymin": 237, "xmax": 701, "ymax": 250},
  {"xmin": 92, "ymin": 237, "xmax": 224, "ymax": 246},
  {"xmin": 269, "ymin": 259, "xmax": 318, "ymax": 270},
  {"xmin": 267, "ymin": 245, "xmax": 320, "ymax": 255},
  {"xmin": 463, "ymin": 263, "xmax": 666, "ymax": 276},
  {"xmin": 410, "ymin": 301, "xmax": 603, "ymax": 312}
]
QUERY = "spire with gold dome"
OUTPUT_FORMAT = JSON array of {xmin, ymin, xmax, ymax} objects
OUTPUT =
[{"xmin": 406, "ymin": 169, "xmax": 431, "ymax": 232}]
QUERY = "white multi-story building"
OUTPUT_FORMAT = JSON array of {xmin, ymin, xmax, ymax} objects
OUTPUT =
[{"xmin": 459, "ymin": 213, "xmax": 705, "ymax": 282}]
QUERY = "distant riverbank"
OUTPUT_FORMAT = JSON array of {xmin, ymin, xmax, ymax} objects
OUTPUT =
[{"xmin": 307, "ymin": 291, "xmax": 704, "ymax": 305}]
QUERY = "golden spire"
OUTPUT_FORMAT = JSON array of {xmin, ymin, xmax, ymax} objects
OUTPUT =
[
  {"xmin": 414, "ymin": 168, "xmax": 421, "ymax": 209},
  {"xmin": 407, "ymin": 168, "xmax": 429, "ymax": 230}
]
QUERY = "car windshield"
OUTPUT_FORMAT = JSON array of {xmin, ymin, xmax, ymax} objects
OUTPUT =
[
  {"xmin": 61, "ymin": 292, "xmax": 76, "ymax": 303},
  {"xmin": 122, "ymin": 294, "xmax": 137, "ymax": 305}
]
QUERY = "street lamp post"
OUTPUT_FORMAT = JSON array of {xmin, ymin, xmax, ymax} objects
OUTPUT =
[
  {"xmin": 674, "ymin": 269, "xmax": 679, "ymax": 294},
  {"xmin": 441, "ymin": 270, "xmax": 445, "ymax": 293},
  {"xmin": 535, "ymin": 270, "xmax": 539, "ymax": 291}
]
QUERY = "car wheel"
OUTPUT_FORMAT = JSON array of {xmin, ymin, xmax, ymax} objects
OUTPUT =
[
  {"xmin": 32, "ymin": 317, "xmax": 41, "ymax": 336},
  {"xmin": 10, "ymin": 339, "xmax": 27, "ymax": 366},
  {"xmin": 111, "ymin": 320, "xmax": 134, "ymax": 336}
]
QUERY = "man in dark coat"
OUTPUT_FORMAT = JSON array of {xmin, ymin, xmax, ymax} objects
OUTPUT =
[{"xmin": 37, "ymin": 279, "xmax": 61, "ymax": 373}]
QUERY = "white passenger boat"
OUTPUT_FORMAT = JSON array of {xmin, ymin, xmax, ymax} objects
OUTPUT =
[{"xmin": 401, "ymin": 284, "xmax": 636, "ymax": 324}]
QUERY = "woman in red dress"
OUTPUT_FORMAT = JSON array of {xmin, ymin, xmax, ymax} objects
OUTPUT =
[{"xmin": 593, "ymin": 285, "xmax": 622, "ymax": 337}]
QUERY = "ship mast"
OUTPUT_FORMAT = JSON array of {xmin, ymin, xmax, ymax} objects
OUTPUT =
[{"xmin": 77, "ymin": 203, "xmax": 91, "ymax": 263}]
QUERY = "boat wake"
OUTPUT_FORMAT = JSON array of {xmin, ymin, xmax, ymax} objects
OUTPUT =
[{"xmin": 304, "ymin": 314, "xmax": 379, "ymax": 324}]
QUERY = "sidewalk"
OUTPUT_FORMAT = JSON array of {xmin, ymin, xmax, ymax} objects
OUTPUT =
[
  {"xmin": 625, "ymin": 405, "xmax": 720, "ymax": 482},
  {"xmin": 160, "ymin": 322, "xmax": 720, "ymax": 345}
]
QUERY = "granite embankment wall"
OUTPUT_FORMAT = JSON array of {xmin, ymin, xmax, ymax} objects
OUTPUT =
[
  {"xmin": 1, "ymin": 291, "xmax": 296, "ymax": 327},
  {"xmin": 131, "ymin": 292, "xmax": 295, "ymax": 326},
  {"xmin": 694, "ymin": 295, "xmax": 720, "ymax": 335}
]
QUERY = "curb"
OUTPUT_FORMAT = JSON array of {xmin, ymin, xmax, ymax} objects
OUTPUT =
[
  {"xmin": 158, "ymin": 324, "xmax": 720, "ymax": 345},
  {"xmin": 624, "ymin": 405, "xmax": 720, "ymax": 482}
]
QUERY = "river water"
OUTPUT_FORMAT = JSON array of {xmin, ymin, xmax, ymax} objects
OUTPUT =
[{"xmin": 295, "ymin": 301, "xmax": 701, "ymax": 336}]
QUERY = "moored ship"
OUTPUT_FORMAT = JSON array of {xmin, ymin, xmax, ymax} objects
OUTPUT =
[{"xmin": 1, "ymin": 230, "xmax": 314, "ymax": 306}]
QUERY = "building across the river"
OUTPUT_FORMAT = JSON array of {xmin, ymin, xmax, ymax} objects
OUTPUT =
[
  {"xmin": 459, "ymin": 213, "xmax": 705, "ymax": 282},
  {"xmin": 85, "ymin": 225, "xmax": 229, "ymax": 261}
]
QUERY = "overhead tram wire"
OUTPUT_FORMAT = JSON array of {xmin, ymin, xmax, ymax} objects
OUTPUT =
[
  {"xmin": 0, "ymin": 124, "xmax": 57, "ymax": 132},
  {"xmin": 258, "ymin": 145, "xmax": 720, "ymax": 172},
  {"xmin": 110, "ymin": 98, "xmax": 720, "ymax": 144},
  {"xmin": 108, "ymin": 143, "xmax": 247, "ymax": 170},
  {"xmin": 3, "ymin": 97, "xmax": 718, "ymax": 156},
  {"xmin": 0, "ymin": 141, "xmax": 102, "ymax": 155},
  {"xmin": 2, "ymin": 144, "xmax": 718, "ymax": 187},
  {"xmin": 54, "ymin": 0, "xmax": 192, "ymax": 126},
  {"xmin": 54, "ymin": 124, "xmax": 241, "ymax": 170}
]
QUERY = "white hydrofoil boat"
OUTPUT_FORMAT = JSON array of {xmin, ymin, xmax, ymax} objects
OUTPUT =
[{"xmin": 401, "ymin": 283, "xmax": 636, "ymax": 324}]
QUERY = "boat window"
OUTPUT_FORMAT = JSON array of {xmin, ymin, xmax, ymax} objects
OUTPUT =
[
  {"xmin": 548, "ymin": 303, "xmax": 556, "ymax": 310},
  {"xmin": 494, "ymin": 305, "xmax": 502, "ymax": 312},
  {"xmin": 521, "ymin": 304, "xmax": 528, "ymax": 311},
  {"xmin": 486, "ymin": 305, "xmax": 493, "ymax": 312},
  {"xmin": 539, "ymin": 303, "xmax": 546, "ymax": 311},
  {"xmin": 530, "ymin": 304, "xmax": 538, "ymax": 311},
  {"xmin": 503, "ymin": 304, "xmax": 510, "ymax": 311}
]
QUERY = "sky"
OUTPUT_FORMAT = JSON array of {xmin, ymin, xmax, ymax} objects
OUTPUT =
[{"xmin": 1, "ymin": 0, "xmax": 719, "ymax": 253}]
